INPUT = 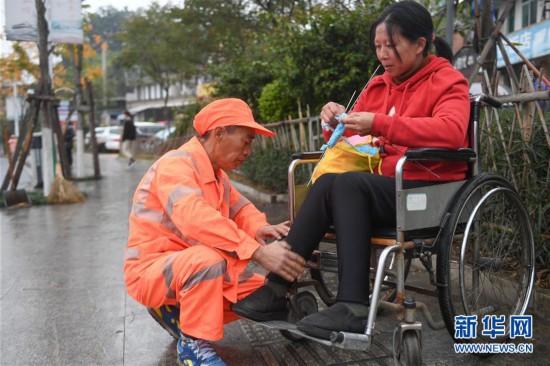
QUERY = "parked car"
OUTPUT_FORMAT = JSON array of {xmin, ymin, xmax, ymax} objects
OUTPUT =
[
  {"xmin": 154, "ymin": 126, "xmax": 176, "ymax": 141},
  {"xmin": 135, "ymin": 122, "xmax": 166, "ymax": 138},
  {"xmin": 85, "ymin": 126, "xmax": 122, "ymax": 152}
]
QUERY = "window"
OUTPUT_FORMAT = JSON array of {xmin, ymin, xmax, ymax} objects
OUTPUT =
[
  {"xmin": 522, "ymin": 0, "xmax": 538, "ymax": 27},
  {"xmin": 508, "ymin": 2, "xmax": 516, "ymax": 32}
]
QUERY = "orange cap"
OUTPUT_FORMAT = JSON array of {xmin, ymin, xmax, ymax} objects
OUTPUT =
[{"xmin": 193, "ymin": 98, "xmax": 275, "ymax": 137}]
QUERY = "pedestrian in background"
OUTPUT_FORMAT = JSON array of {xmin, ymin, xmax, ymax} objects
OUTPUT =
[
  {"xmin": 122, "ymin": 110, "xmax": 137, "ymax": 166},
  {"xmin": 64, "ymin": 123, "xmax": 75, "ymax": 167}
]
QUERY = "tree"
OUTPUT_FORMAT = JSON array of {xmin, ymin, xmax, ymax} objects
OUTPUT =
[
  {"xmin": 86, "ymin": 5, "xmax": 134, "ymax": 53},
  {"xmin": 212, "ymin": 1, "xmax": 387, "ymax": 121},
  {"xmin": 0, "ymin": 43, "xmax": 40, "ymax": 102},
  {"xmin": 116, "ymin": 3, "xmax": 194, "ymax": 119}
]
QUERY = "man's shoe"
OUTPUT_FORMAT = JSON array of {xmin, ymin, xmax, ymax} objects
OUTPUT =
[
  {"xmin": 231, "ymin": 284, "xmax": 288, "ymax": 321},
  {"xmin": 296, "ymin": 302, "xmax": 368, "ymax": 340},
  {"xmin": 177, "ymin": 336, "xmax": 226, "ymax": 366},
  {"xmin": 128, "ymin": 157, "xmax": 136, "ymax": 166},
  {"xmin": 147, "ymin": 305, "xmax": 180, "ymax": 340}
]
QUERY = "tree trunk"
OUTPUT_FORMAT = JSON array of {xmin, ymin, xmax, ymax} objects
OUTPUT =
[
  {"xmin": 163, "ymin": 85, "xmax": 170, "ymax": 121},
  {"xmin": 85, "ymin": 79, "xmax": 101, "ymax": 179}
]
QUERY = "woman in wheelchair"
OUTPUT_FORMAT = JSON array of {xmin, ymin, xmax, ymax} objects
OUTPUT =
[{"xmin": 232, "ymin": 0, "xmax": 470, "ymax": 340}]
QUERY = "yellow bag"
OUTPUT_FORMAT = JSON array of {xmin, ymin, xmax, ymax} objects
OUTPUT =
[{"xmin": 311, "ymin": 140, "xmax": 382, "ymax": 183}]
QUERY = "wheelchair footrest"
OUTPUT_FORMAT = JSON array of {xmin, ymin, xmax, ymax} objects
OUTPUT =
[{"xmin": 242, "ymin": 319, "xmax": 372, "ymax": 351}]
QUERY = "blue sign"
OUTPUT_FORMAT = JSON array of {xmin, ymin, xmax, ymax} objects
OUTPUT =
[{"xmin": 497, "ymin": 19, "xmax": 550, "ymax": 68}]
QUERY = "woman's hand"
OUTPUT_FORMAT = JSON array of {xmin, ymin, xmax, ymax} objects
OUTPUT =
[
  {"xmin": 320, "ymin": 102, "xmax": 346, "ymax": 126},
  {"xmin": 255, "ymin": 221, "xmax": 291, "ymax": 245},
  {"xmin": 342, "ymin": 112, "xmax": 375, "ymax": 136}
]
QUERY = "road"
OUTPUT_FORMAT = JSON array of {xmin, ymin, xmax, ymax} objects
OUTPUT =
[{"xmin": 1, "ymin": 153, "xmax": 548, "ymax": 365}]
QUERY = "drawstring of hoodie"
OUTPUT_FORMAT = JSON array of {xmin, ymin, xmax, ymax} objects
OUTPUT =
[{"xmin": 398, "ymin": 83, "xmax": 410, "ymax": 114}]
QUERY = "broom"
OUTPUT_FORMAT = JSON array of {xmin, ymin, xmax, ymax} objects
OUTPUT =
[
  {"xmin": 47, "ymin": 133, "xmax": 85, "ymax": 204},
  {"xmin": 47, "ymin": 169, "xmax": 85, "ymax": 204}
]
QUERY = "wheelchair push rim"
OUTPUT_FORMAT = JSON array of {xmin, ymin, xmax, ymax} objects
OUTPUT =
[{"xmin": 436, "ymin": 173, "xmax": 535, "ymax": 344}]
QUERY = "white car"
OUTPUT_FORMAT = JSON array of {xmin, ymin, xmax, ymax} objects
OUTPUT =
[
  {"xmin": 85, "ymin": 126, "xmax": 122, "ymax": 152},
  {"xmin": 135, "ymin": 122, "xmax": 166, "ymax": 138},
  {"xmin": 154, "ymin": 126, "xmax": 176, "ymax": 141}
]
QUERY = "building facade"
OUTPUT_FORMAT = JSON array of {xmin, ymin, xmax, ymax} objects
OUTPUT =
[{"xmin": 497, "ymin": 0, "xmax": 550, "ymax": 85}]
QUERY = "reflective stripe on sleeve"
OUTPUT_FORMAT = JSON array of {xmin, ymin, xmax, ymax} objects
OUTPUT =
[
  {"xmin": 165, "ymin": 185, "xmax": 203, "ymax": 216},
  {"xmin": 132, "ymin": 204, "xmax": 207, "ymax": 247},
  {"xmin": 229, "ymin": 195, "xmax": 251, "ymax": 219}
]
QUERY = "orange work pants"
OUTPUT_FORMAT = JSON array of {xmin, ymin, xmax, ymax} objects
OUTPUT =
[{"xmin": 126, "ymin": 245, "xmax": 264, "ymax": 341}]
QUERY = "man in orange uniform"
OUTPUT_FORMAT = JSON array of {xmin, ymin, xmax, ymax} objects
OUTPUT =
[{"xmin": 124, "ymin": 98, "xmax": 305, "ymax": 366}]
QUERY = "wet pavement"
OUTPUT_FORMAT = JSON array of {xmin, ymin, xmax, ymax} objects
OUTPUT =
[{"xmin": 1, "ymin": 153, "xmax": 549, "ymax": 365}]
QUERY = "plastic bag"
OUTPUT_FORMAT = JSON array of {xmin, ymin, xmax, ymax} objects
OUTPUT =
[{"xmin": 311, "ymin": 139, "xmax": 382, "ymax": 183}]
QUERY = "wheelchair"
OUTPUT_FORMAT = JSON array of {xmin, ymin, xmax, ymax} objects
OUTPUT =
[{"xmin": 257, "ymin": 94, "xmax": 536, "ymax": 365}]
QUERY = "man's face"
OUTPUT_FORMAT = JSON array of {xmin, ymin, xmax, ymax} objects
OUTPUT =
[{"xmin": 214, "ymin": 126, "xmax": 256, "ymax": 170}]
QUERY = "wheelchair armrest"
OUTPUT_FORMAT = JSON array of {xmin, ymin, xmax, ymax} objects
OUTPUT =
[
  {"xmin": 404, "ymin": 148, "xmax": 476, "ymax": 162},
  {"xmin": 291, "ymin": 151, "xmax": 323, "ymax": 160}
]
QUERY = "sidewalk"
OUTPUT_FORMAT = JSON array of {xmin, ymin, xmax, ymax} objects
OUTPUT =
[{"xmin": 1, "ymin": 153, "xmax": 548, "ymax": 365}]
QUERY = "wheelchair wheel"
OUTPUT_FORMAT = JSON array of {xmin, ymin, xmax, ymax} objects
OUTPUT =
[
  {"xmin": 310, "ymin": 245, "xmax": 411, "ymax": 307},
  {"xmin": 394, "ymin": 330, "xmax": 422, "ymax": 366},
  {"xmin": 280, "ymin": 291, "xmax": 318, "ymax": 342},
  {"xmin": 436, "ymin": 173, "xmax": 535, "ymax": 343}
]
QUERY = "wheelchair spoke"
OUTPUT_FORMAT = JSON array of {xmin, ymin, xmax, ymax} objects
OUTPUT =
[{"xmin": 436, "ymin": 173, "xmax": 535, "ymax": 343}]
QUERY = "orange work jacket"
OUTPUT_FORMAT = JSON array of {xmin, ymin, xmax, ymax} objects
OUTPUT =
[{"xmin": 124, "ymin": 136, "xmax": 267, "ymax": 303}]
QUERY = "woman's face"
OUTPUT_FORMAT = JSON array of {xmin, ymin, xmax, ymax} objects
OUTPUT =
[{"xmin": 374, "ymin": 23, "xmax": 426, "ymax": 84}]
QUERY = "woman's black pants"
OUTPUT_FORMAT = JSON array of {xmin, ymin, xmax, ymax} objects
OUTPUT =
[{"xmin": 267, "ymin": 172, "xmax": 432, "ymax": 304}]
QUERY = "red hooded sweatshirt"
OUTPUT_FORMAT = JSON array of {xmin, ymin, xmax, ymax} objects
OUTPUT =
[{"xmin": 324, "ymin": 55, "xmax": 470, "ymax": 181}]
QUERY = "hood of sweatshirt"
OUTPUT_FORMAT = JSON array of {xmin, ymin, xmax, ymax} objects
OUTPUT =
[{"xmin": 369, "ymin": 55, "xmax": 454, "ymax": 115}]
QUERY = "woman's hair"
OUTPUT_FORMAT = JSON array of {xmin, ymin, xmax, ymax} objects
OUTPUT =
[{"xmin": 369, "ymin": 1, "xmax": 453, "ymax": 62}]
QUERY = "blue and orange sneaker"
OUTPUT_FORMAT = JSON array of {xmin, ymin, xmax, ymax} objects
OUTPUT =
[
  {"xmin": 147, "ymin": 305, "xmax": 181, "ymax": 340},
  {"xmin": 177, "ymin": 335, "xmax": 226, "ymax": 366}
]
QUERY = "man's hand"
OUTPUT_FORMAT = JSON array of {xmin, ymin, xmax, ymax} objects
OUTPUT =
[
  {"xmin": 252, "ymin": 240, "xmax": 305, "ymax": 282},
  {"xmin": 255, "ymin": 221, "xmax": 291, "ymax": 245}
]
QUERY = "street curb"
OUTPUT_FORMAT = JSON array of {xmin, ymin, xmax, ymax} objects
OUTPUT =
[{"xmin": 231, "ymin": 180, "xmax": 287, "ymax": 203}]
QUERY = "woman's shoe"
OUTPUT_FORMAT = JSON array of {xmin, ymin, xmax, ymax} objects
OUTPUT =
[{"xmin": 296, "ymin": 302, "xmax": 368, "ymax": 340}]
